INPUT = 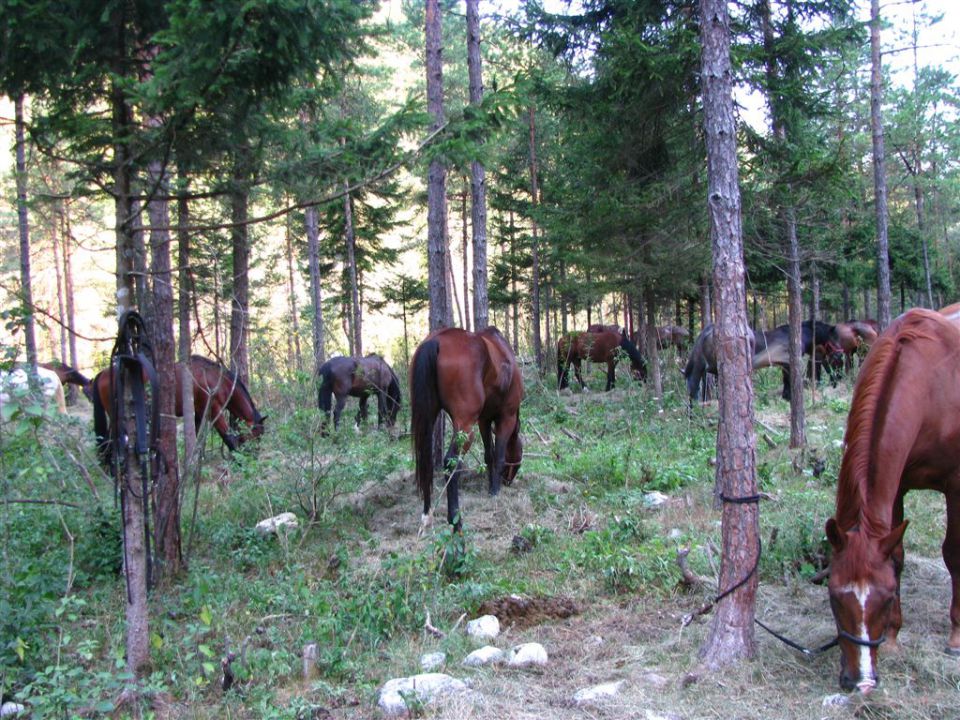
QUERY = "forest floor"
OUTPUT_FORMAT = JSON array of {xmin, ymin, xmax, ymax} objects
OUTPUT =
[{"xmin": 2, "ymin": 360, "xmax": 959, "ymax": 719}]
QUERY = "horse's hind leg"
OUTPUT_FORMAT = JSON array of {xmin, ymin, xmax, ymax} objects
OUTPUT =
[
  {"xmin": 605, "ymin": 361, "xmax": 615, "ymax": 391},
  {"xmin": 356, "ymin": 395, "xmax": 369, "ymax": 428},
  {"xmin": 333, "ymin": 396, "xmax": 347, "ymax": 430},
  {"xmin": 942, "ymin": 489, "xmax": 960, "ymax": 653},
  {"xmin": 574, "ymin": 360, "xmax": 585, "ymax": 390},
  {"xmin": 443, "ymin": 425, "xmax": 475, "ymax": 531}
]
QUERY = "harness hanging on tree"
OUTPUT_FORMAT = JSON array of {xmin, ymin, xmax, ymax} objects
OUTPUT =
[{"xmin": 109, "ymin": 310, "xmax": 161, "ymax": 596}]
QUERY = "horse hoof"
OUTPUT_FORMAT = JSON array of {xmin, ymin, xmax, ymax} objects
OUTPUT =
[{"xmin": 944, "ymin": 645, "xmax": 960, "ymax": 657}]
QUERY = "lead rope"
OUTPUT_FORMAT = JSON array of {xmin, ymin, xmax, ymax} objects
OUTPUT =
[{"xmin": 682, "ymin": 492, "xmax": 842, "ymax": 656}]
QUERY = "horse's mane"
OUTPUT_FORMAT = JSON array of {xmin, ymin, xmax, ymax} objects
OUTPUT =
[
  {"xmin": 617, "ymin": 332, "xmax": 645, "ymax": 370},
  {"xmin": 835, "ymin": 315, "xmax": 935, "ymax": 534}
]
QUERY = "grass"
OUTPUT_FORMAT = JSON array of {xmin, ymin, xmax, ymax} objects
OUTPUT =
[{"xmin": 1, "ymin": 360, "xmax": 958, "ymax": 719}]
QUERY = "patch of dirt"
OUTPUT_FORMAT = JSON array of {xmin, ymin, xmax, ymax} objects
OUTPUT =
[{"xmin": 477, "ymin": 595, "xmax": 581, "ymax": 631}]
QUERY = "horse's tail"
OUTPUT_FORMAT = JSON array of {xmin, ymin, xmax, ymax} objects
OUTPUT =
[
  {"xmin": 317, "ymin": 362, "xmax": 334, "ymax": 416},
  {"xmin": 91, "ymin": 371, "xmax": 110, "ymax": 467},
  {"xmin": 410, "ymin": 338, "xmax": 441, "ymax": 502}
]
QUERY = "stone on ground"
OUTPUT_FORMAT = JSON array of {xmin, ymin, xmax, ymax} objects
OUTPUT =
[
  {"xmin": 462, "ymin": 646, "xmax": 504, "ymax": 667},
  {"xmin": 466, "ymin": 614, "xmax": 500, "ymax": 640},
  {"xmin": 506, "ymin": 642, "xmax": 548, "ymax": 667},
  {"xmin": 572, "ymin": 680, "xmax": 624, "ymax": 706},
  {"xmin": 419, "ymin": 651, "xmax": 446, "ymax": 671},
  {"xmin": 377, "ymin": 673, "xmax": 469, "ymax": 717},
  {"xmin": 255, "ymin": 512, "xmax": 299, "ymax": 535}
]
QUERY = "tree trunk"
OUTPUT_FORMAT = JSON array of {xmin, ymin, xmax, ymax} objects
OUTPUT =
[
  {"xmin": 111, "ymin": 49, "xmax": 149, "ymax": 673},
  {"xmin": 700, "ymin": 272, "xmax": 712, "ymax": 329},
  {"xmin": 646, "ymin": 290, "xmax": 662, "ymax": 409},
  {"xmin": 306, "ymin": 206, "xmax": 326, "ymax": 374},
  {"xmin": 871, "ymin": 0, "xmax": 891, "ymax": 329},
  {"xmin": 229, "ymin": 160, "xmax": 250, "ymax": 386},
  {"xmin": 510, "ymin": 210, "xmax": 518, "ymax": 352},
  {"xmin": 461, "ymin": 187, "xmax": 470, "ymax": 331},
  {"xmin": 426, "ymin": 0, "xmax": 451, "ymax": 332},
  {"xmin": 147, "ymin": 153, "xmax": 181, "ymax": 576},
  {"xmin": 284, "ymin": 209, "xmax": 303, "ymax": 372},
  {"xmin": 698, "ymin": 0, "xmax": 759, "ymax": 668},
  {"xmin": 51, "ymin": 204, "xmax": 69, "ymax": 384},
  {"xmin": 177, "ymin": 181, "xmax": 197, "ymax": 482},
  {"xmin": 528, "ymin": 105, "xmax": 543, "ymax": 373},
  {"xmin": 786, "ymin": 210, "xmax": 805, "ymax": 447},
  {"xmin": 447, "ymin": 228, "xmax": 463, "ymax": 328},
  {"xmin": 467, "ymin": 0, "xmax": 489, "ymax": 331},
  {"xmin": 14, "ymin": 95, "xmax": 38, "ymax": 370},
  {"xmin": 344, "ymin": 188, "xmax": 362, "ymax": 356}
]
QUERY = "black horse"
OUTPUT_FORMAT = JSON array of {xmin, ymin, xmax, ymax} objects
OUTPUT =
[
  {"xmin": 683, "ymin": 324, "xmax": 755, "ymax": 404},
  {"xmin": 752, "ymin": 320, "xmax": 844, "ymax": 399},
  {"xmin": 684, "ymin": 320, "xmax": 842, "ymax": 404}
]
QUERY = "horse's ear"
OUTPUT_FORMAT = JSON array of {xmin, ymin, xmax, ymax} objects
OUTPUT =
[
  {"xmin": 825, "ymin": 518, "xmax": 845, "ymax": 552},
  {"xmin": 879, "ymin": 520, "xmax": 908, "ymax": 559}
]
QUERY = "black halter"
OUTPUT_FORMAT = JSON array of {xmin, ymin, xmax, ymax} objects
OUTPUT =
[{"xmin": 837, "ymin": 628, "xmax": 887, "ymax": 648}]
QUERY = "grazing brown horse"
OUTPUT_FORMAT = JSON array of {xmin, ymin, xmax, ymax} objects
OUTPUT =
[
  {"xmin": 92, "ymin": 355, "xmax": 265, "ymax": 465},
  {"xmin": 557, "ymin": 328, "xmax": 646, "ymax": 391},
  {"xmin": 317, "ymin": 353, "xmax": 401, "ymax": 433},
  {"xmin": 825, "ymin": 309, "xmax": 960, "ymax": 694},
  {"xmin": 410, "ymin": 326, "xmax": 523, "ymax": 532},
  {"xmin": 829, "ymin": 321, "xmax": 880, "ymax": 375},
  {"xmin": 40, "ymin": 361, "xmax": 93, "ymax": 401}
]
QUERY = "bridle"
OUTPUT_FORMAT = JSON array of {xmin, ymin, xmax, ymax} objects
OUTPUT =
[{"xmin": 837, "ymin": 628, "xmax": 886, "ymax": 648}]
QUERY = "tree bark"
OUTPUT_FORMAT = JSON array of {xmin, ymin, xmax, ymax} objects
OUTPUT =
[
  {"xmin": 426, "ymin": 0, "xmax": 451, "ymax": 332},
  {"xmin": 284, "ymin": 210, "xmax": 303, "ymax": 371},
  {"xmin": 177, "ymin": 181, "xmax": 197, "ymax": 480},
  {"xmin": 528, "ymin": 105, "xmax": 543, "ymax": 373},
  {"xmin": 786, "ymin": 209, "xmax": 805, "ymax": 448},
  {"xmin": 871, "ymin": 0, "xmax": 892, "ymax": 329},
  {"xmin": 461, "ymin": 187, "xmax": 471, "ymax": 331},
  {"xmin": 344, "ymin": 189, "xmax": 362, "ymax": 355},
  {"xmin": 306, "ymin": 206, "xmax": 326, "ymax": 374},
  {"xmin": 467, "ymin": 0, "xmax": 489, "ymax": 331},
  {"xmin": 229, "ymin": 160, "xmax": 250, "ymax": 386},
  {"xmin": 61, "ymin": 204, "xmax": 79, "ymax": 380},
  {"xmin": 147, "ymin": 152, "xmax": 181, "ymax": 576},
  {"xmin": 646, "ymin": 289, "xmax": 662, "ymax": 409},
  {"xmin": 14, "ymin": 95, "xmax": 38, "ymax": 370},
  {"xmin": 698, "ymin": 0, "xmax": 759, "ymax": 668}
]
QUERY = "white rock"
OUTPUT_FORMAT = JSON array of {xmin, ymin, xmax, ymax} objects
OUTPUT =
[
  {"xmin": 0, "ymin": 703, "xmax": 25, "ymax": 718},
  {"xmin": 644, "ymin": 711, "xmax": 681, "ymax": 720},
  {"xmin": 643, "ymin": 491, "xmax": 670, "ymax": 508},
  {"xmin": 462, "ymin": 646, "xmax": 504, "ymax": 667},
  {"xmin": 420, "ymin": 651, "xmax": 446, "ymax": 671},
  {"xmin": 506, "ymin": 642, "xmax": 548, "ymax": 667},
  {"xmin": 573, "ymin": 680, "xmax": 624, "ymax": 705},
  {"xmin": 466, "ymin": 614, "xmax": 500, "ymax": 640},
  {"xmin": 639, "ymin": 671, "xmax": 670, "ymax": 689},
  {"xmin": 377, "ymin": 673, "xmax": 469, "ymax": 717},
  {"xmin": 822, "ymin": 694, "xmax": 850, "ymax": 707},
  {"xmin": 255, "ymin": 512, "xmax": 299, "ymax": 535},
  {"xmin": 668, "ymin": 528, "xmax": 683, "ymax": 540}
]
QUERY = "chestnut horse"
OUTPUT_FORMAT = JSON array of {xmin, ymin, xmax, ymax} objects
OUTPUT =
[
  {"xmin": 92, "ymin": 355, "xmax": 265, "ymax": 465},
  {"xmin": 826, "ymin": 309, "xmax": 960, "ymax": 693},
  {"xmin": 410, "ymin": 326, "xmax": 523, "ymax": 532},
  {"xmin": 557, "ymin": 328, "xmax": 646, "ymax": 391},
  {"xmin": 317, "ymin": 353, "xmax": 401, "ymax": 433}
]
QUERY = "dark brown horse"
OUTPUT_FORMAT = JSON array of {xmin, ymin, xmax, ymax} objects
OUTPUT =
[
  {"xmin": 410, "ymin": 326, "xmax": 523, "ymax": 532},
  {"xmin": 557, "ymin": 328, "xmax": 646, "ymax": 391},
  {"xmin": 92, "ymin": 355, "xmax": 265, "ymax": 465},
  {"xmin": 825, "ymin": 309, "xmax": 960, "ymax": 693},
  {"xmin": 40, "ymin": 361, "xmax": 93, "ymax": 401},
  {"xmin": 683, "ymin": 324, "xmax": 755, "ymax": 404},
  {"xmin": 317, "ymin": 353, "xmax": 401, "ymax": 433}
]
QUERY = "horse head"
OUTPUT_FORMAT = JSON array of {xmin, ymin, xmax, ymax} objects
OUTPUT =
[
  {"xmin": 825, "ymin": 517, "xmax": 908, "ymax": 694},
  {"xmin": 503, "ymin": 421, "xmax": 522, "ymax": 486}
]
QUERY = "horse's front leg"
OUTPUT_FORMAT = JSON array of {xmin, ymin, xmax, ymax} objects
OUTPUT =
[
  {"xmin": 443, "ymin": 426, "xmax": 475, "ymax": 531},
  {"xmin": 943, "ymin": 489, "xmax": 960, "ymax": 654},
  {"xmin": 605, "ymin": 360, "xmax": 615, "ymax": 391},
  {"xmin": 884, "ymin": 492, "xmax": 907, "ymax": 652},
  {"xmin": 489, "ymin": 419, "xmax": 514, "ymax": 497},
  {"xmin": 574, "ymin": 360, "xmax": 585, "ymax": 389},
  {"xmin": 375, "ymin": 391, "xmax": 386, "ymax": 429}
]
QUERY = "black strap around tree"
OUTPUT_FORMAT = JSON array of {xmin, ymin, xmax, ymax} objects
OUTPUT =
[{"xmin": 110, "ymin": 310, "xmax": 160, "ymax": 597}]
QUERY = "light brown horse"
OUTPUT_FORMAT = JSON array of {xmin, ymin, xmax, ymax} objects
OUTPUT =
[
  {"xmin": 656, "ymin": 325, "xmax": 690, "ymax": 353},
  {"xmin": 557, "ymin": 328, "xmax": 646, "ymax": 391},
  {"xmin": 826, "ymin": 309, "xmax": 960, "ymax": 693},
  {"xmin": 92, "ymin": 355, "xmax": 265, "ymax": 465},
  {"xmin": 410, "ymin": 326, "xmax": 523, "ymax": 532},
  {"xmin": 317, "ymin": 353, "xmax": 401, "ymax": 433},
  {"xmin": 40, "ymin": 361, "xmax": 93, "ymax": 402}
]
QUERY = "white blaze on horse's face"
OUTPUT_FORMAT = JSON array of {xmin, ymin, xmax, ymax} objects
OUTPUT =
[{"xmin": 838, "ymin": 581, "xmax": 878, "ymax": 693}]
